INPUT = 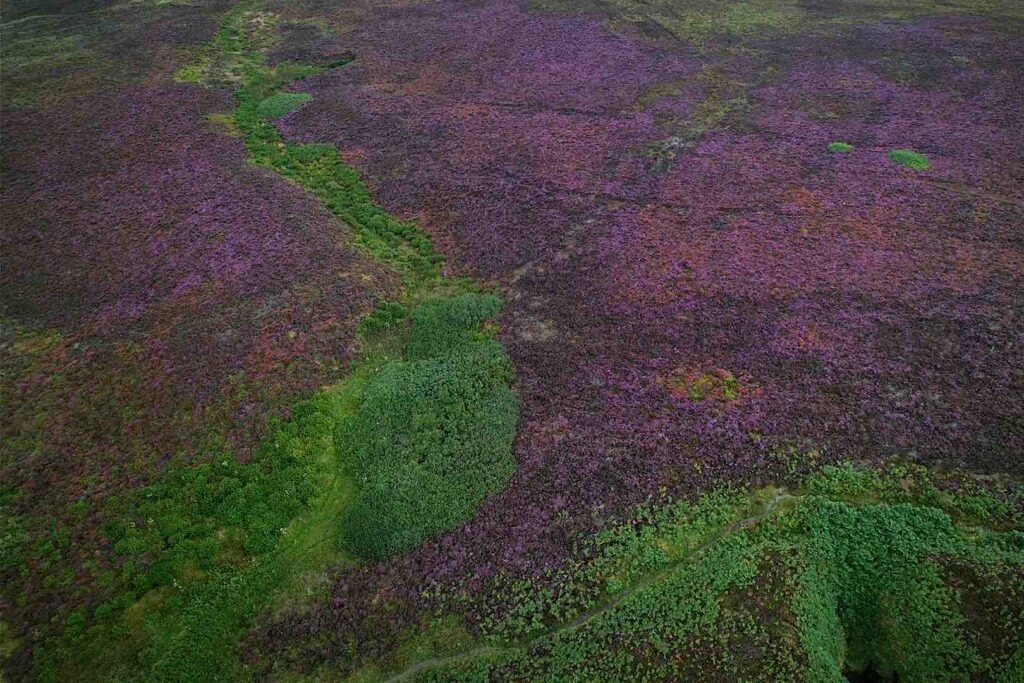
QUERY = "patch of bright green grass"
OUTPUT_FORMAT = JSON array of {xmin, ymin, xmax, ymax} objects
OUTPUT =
[
  {"xmin": 218, "ymin": 25, "xmax": 520, "ymax": 562},
  {"xmin": 828, "ymin": 141, "xmax": 854, "ymax": 153},
  {"xmin": 888, "ymin": 148, "xmax": 930, "ymax": 170},
  {"xmin": 234, "ymin": 63, "xmax": 443, "ymax": 285},
  {"xmin": 35, "ymin": 371, "xmax": 367, "ymax": 680},
  {"xmin": 255, "ymin": 91, "xmax": 311, "ymax": 119}
]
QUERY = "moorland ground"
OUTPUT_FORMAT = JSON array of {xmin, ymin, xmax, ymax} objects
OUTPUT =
[{"xmin": 2, "ymin": 0, "xmax": 1023, "ymax": 681}]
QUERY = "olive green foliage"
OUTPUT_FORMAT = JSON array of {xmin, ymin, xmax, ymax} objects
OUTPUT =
[
  {"xmin": 216, "ymin": 7, "xmax": 518, "ymax": 562},
  {"xmin": 0, "ymin": 31, "xmax": 94, "ymax": 107},
  {"xmin": 0, "ymin": 485, "xmax": 29, "ymax": 570},
  {"xmin": 473, "ymin": 489, "xmax": 751, "ymax": 641},
  {"xmin": 255, "ymin": 91, "xmax": 311, "ymax": 118},
  {"xmin": 828, "ymin": 141, "xmax": 854, "ymax": 153},
  {"xmin": 529, "ymin": 0, "xmax": 1024, "ymax": 47},
  {"xmin": 340, "ymin": 294, "xmax": 518, "ymax": 559},
  {"xmin": 530, "ymin": 0, "xmax": 805, "ymax": 45},
  {"xmin": 369, "ymin": 465, "xmax": 1024, "ymax": 682},
  {"xmin": 406, "ymin": 294, "xmax": 503, "ymax": 360},
  {"xmin": 35, "ymin": 387, "xmax": 357, "ymax": 681},
  {"xmin": 173, "ymin": 2, "xmax": 271, "ymax": 85},
  {"xmin": 888, "ymin": 148, "xmax": 930, "ymax": 170},
  {"xmin": 795, "ymin": 501, "xmax": 985, "ymax": 680},
  {"xmin": 236, "ymin": 66, "xmax": 442, "ymax": 283}
]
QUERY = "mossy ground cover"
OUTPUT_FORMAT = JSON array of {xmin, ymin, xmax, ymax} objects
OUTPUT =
[
  {"xmin": 888, "ymin": 148, "xmax": 930, "ymax": 170},
  {"xmin": 828, "ymin": 141, "xmax": 854, "ymax": 153},
  {"xmin": 340, "ymin": 294, "xmax": 518, "ymax": 559},
  {"xmin": 255, "ymin": 91, "xmax": 311, "ymax": 118}
]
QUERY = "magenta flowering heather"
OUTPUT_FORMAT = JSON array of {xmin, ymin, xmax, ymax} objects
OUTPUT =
[
  {"xmin": 1, "ymin": 49, "xmax": 397, "ymax": 665},
  {"xmin": 244, "ymin": 3, "xmax": 1024, "ymax": 673},
  {"xmin": 4, "ymin": 0, "xmax": 1024, "ymax": 677}
]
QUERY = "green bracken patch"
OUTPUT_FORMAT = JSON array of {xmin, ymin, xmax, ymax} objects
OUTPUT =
[
  {"xmin": 221, "ymin": 9, "xmax": 521, "ymax": 558},
  {"xmin": 255, "ymin": 91, "xmax": 311, "ymax": 119},
  {"xmin": 828, "ymin": 141, "xmax": 854, "ymax": 153},
  {"xmin": 339, "ymin": 294, "xmax": 519, "ymax": 559},
  {"xmin": 28, "ymin": 0, "xmax": 519, "ymax": 679},
  {"xmin": 348, "ymin": 464, "xmax": 1023, "ymax": 682},
  {"xmin": 888, "ymin": 148, "xmax": 930, "ymax": 170},
  {"xmin": 35, "ymin": 379, "xmax": 362, "ymax": 681}
]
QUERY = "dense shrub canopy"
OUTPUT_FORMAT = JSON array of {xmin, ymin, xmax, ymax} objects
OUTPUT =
[{"xmin": 340, "ymin": 294, "xmax": 518, "ymax": 558}]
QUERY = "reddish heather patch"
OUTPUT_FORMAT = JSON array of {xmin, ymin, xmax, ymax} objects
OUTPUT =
[
  {"xmin": 658, "ymin": 367, "xmax": 759, "ymax": 403},
  {"xmin": 2, "ymin": 83, "xmax": 396, "ymax": 470}
]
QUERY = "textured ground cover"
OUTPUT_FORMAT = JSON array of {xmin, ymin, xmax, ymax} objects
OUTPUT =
[
  {"xmin": 1, "ymin": 1, "xmax": 398, "ymax": 671},
  {"xmin": 381, "ymin": 465, "xmax": 1024, "ymax": 682},
  {"xmin": 3, "ymin": 0, "xmax": 524, "ymax": 677},
  {"xmin": 2, "ymin": 0, "xmax": 1023, "ymax": 680},
  {"xmin": 251, "ymin": 0, "xmax": 1024, "ymax": 678}
]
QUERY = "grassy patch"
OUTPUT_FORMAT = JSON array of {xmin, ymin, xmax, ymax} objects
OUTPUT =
[
  {"xmin": 207, "ymin": 5, "xmax": 519, "ymax": 562},
  {"xmin": 233, "ymin": 63, "xmax": 443, "ymax": 286},
  {"xmin": 0, "ymin": 30, "xmax": 95, "ymax": 107},
  {"xmin": 888, "ymin": 148, "xmax": 930, "ymax": 170},
  {"xmin": 255, "ymin": 91, "xmax": 311, "ymax": 119},
  {"xmin": 530, "ymin": 0, "xmax": 805, "ymax": 45},
  {"xmin": 828, "ymin": 141, "xmax": 854, "ymax": 153},
  {"xmin": 34, "ymin": 377, "xmax": 362, "ymax": 681},
  {"xmin": 340, "ymin": 295, "xmax": 518, "ymax": 559}
]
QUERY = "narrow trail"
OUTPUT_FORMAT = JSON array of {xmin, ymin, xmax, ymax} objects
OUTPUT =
[{"xmin": 383, "ymin": 489, "xmax": 795, "ymax": 683}]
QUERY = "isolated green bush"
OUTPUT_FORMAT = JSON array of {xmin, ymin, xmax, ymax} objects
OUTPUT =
[
  {"xmin": 827, "ymin": 141, "xmax": 854, "ymax": 153},
  {"xmin": 888, "ymin": 148, "xmax": 929, "ymax": 170},
  {"xmin": 339, "ymin": 294, "xmax": 518, "ymax": 558}
]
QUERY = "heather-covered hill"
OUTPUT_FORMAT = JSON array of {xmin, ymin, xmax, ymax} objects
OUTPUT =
[{"xmin": 2, "ymin": 0, "xmax": 1023, "ymax": 681}]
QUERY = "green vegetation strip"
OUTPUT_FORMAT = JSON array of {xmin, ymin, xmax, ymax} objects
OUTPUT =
[
  {"xmin": 341, "ymin": 294, "xmax": 518, "ymax": 559},
  {"xmin": 33, "ymin": 2, "xmax": 518, "ymax": 680}
]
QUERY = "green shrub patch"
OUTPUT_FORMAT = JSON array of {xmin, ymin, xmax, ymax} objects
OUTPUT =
[
  {"xmin": 888, "ymin": 148, "xmax": 930, "ymax": 170},
  {"xmin": 828, "ymin": 141, "xmax": 854, "ymax": 153},
  {"xmin": 255, "ymin": 91, "xmax": 311, "ymax": 119},
  {"xmin": 339, "ymin": 295, "xmax": 518, "ymax": 559}
]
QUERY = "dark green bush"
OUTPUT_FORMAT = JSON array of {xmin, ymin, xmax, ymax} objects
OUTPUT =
[{"xmin": 406, "ymin": 293, "xmax": 503, "ymax": 360}]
